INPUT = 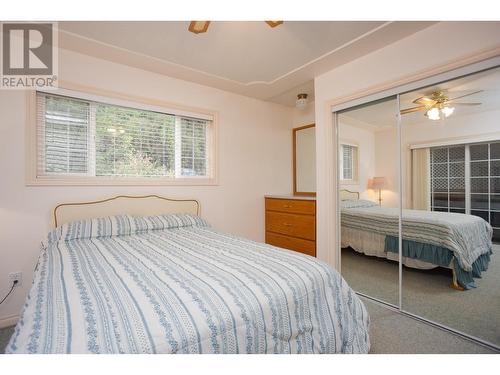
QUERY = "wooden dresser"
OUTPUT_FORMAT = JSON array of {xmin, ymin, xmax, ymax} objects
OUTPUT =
[{"xmin": 265, "ymin": 196, "xmax": 316, "ymax": 257}]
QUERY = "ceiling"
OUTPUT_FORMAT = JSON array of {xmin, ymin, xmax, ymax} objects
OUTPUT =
[
  {"xmin": 58, "ymin": 21, "xmax": 435, "ymax": 106},
  {"xmin": 340, "ymin": 66, "xmax": 500, "ymax": 129}
]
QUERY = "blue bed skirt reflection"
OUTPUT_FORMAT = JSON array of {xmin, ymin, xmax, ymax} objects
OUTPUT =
[{"xmin": 385, "ymin": 236, "xmax": 492, "ymax": 289}]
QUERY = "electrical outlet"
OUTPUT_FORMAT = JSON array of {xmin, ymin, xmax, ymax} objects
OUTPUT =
[{"xmin": 9, "ymin": 272, "xmax": 22, "ymax": 287}]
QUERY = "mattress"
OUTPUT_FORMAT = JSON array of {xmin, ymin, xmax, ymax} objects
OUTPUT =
[
  {"xmin": 341, "ymin": 199, "xmax": 493, "ymax": 288},
  {"xmin": 7, "ymin": 214, "xmax": 370, "ymax": 354},
  {"xmin": 341, "ymin": 226, "xmax": 439, "ymax": 270}
]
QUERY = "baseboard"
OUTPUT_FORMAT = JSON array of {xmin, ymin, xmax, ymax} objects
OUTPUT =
[{"xmin": 0, "ymin": 315, "xmax": 18, "ymax": 329}]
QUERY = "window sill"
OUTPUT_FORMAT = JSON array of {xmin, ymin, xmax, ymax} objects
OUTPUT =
[
  {"xmin": 26, "ymin": 176, "xmax": 219, "ymax": 187},
  {"xmin": 340, "ymin": 180, "xmax": 359, "ymax": 186}
]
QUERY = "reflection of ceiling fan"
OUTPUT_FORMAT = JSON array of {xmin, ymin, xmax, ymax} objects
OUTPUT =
[
  {"xmin": 400, "ymin": 90, "xmax": 482, "ymax": 120},
  {"xmin": 188, "ymin": 21, "xmax": 283, "ymax": 34}
]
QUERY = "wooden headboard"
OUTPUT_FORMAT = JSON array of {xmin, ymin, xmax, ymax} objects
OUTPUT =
[
  {"xmin": 340, "ymin": 190, "xmax": 360, "ymax": 201},
  {"xmin": 53, "ymin": 195, "xmax": 200, "ymax": 228}
]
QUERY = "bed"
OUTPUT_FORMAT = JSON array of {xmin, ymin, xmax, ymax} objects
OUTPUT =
[
  {"xmin": 6, "ymin": 195, "xmax": 370, "ymax": 354},
  {"xmin": 340, "ymin": 190, "xmax": 493, "ymax": 290}
]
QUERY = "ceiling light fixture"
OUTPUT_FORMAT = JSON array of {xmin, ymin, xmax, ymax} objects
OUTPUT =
[
  {"xmin": 295, "ymin": 93, "xmax": 308, "ymax": 110},
  {"xmin": 441, "ymin": 106, "xmax": 455, "ymax": 117},
  {"xmin": 425, "ymin": 107, "xmax": 441, "ymax": 120},
  {"xmin": 401, "ymin": 89, "xmax": 481, "ymax": 119},
  {"xmin": 188, "ymin": 21, "xmax": 283, "ymax": 34}
]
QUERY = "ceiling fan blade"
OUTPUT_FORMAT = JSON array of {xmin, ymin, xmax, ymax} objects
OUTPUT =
[
  {"xmin": 400, "ymin": 106, "xmax": 427, "ymax": 115},
  {"xmin": 265, "ymin": 21, "xmax": 283, "ymax": 27},
  {"xmin": 448, "ymin": 90, "xmax": 483, "ymax": 101},
  {"xmin": 413, "ymin": 97, "xmax": 436, "ymax": 106},
  {"xmin": 450, "ymin": 102, "xmax": 482, "ymax": 106},
  {"xmin": 188, "ymin": 21, "xmax": 210, "ymax": 34}
]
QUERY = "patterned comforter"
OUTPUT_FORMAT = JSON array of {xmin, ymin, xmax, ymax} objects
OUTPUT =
[
  {"xmin": 7, "ymin": 214, "xmax": 370, "ymax": 354},
  {"xmin": 341, "ymin": 200, "xmax": 492, "ymax": 272}
]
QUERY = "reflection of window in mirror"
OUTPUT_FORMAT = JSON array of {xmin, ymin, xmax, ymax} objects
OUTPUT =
[{"xmin": 339, "ymin": 143, "xmax": 359, "ymax": 184}]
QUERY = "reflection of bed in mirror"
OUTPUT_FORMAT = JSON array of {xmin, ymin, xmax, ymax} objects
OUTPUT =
[{"xmin": 339, "ymin": 189, "xmax": 493, "ymax": 290}]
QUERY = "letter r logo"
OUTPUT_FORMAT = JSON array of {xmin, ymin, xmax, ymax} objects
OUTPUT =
[{"xmin": 2, "ymin": 23, "xmax": 53, "ymax": 75}]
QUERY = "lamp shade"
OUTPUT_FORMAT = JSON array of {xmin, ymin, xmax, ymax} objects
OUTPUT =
[{"xmin": 369, "ymin": 176, "xmax": 386, "ymax": 189}]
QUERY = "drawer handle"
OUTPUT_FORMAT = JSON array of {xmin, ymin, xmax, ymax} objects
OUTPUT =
[
  {"xmin": 283, "ymin": 205, "xmax": 293, "ymax": 208},
  {"xmin": 283, "ymin": 223, "xmax": 293, "ymax": 227}
]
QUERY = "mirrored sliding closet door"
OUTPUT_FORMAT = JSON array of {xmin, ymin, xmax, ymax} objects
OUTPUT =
[
  {"xmin": 400, "ymin": 66, "xmax": 500, "ymax": 347},
  {"xmin": 336, "ymin": 61, "xmax": 500, "ymax": 351},
  {"xmin": 338, "ymin": 96, "xmax": 401, "ymax": 306}
]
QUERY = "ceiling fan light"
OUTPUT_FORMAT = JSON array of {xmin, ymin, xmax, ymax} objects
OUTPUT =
[
  {"xmin": 296, "ymin": 93, "xmax": 308, "ymax": 110},
  {"xmin": 441, "ymin": 106, "xmax": 455, "ymax": 117},
  {"xmin": 426, "ymin": 107, "xmax": 441, "ymax": 120}
]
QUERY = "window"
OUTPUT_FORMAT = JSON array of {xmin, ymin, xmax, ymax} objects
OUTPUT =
[
  {"xmin": 470, "ymin": 142, "xmax": 500, "ymax": 241},
  {"xmin": 430, "ymin": 146, "xmax": 466, "ymax": 214},
  {"xmin": 339, "ymin": 144, "xmax": 358, "ymax": 182},
  {"xmin": 430, "ymin": 142, "xmax": 500, "ymax": 241},
  {"xmin": 33, "ymin": 91, "xmax": 216, "ymax": 184}
]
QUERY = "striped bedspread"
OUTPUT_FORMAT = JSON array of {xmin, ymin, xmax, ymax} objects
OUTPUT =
[
  {"xmin": 7, "ymin": 214, "xmax": 370, "ymax": 354},
  {"xmin": 341, "ymin": 204, "xmax": 492, "ymax": 272}
]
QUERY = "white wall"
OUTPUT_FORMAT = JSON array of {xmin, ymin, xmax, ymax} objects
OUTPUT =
[
  {"xmin": 374, "ymin": 108, "xmax": 500, "ymax": 208},
  {"xmin": 0, "ymin": 48, "xmax": 294, "ymax": 324},
  {"xmin": 292, "ymin": 101, "xmax": 381, "ymax": 199},
  {"xmin": 402, "ymin": 109, "xmax": 500, "ymax": 146},
  {"xmin": 373, "ymin": 128, "xmax": 400, "ymax": 208},
  {"xmin": 341, "ymin": 108, "xmax": 500, "ymax": 211},
  {"xmin": 338, "ymin": 122, "xmax": 376, "ymax": 201},
  {"xmin": 314, "ymin": 21, "xmax": 500, "ymax": 267}
]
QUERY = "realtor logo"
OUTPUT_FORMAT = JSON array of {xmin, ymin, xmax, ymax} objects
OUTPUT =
[{"xmin": 1, "ymin": 22, "xmax": 58, "ymax": 89}]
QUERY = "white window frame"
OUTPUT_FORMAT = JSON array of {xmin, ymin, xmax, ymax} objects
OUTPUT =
[
  {"xmin": 429, "ymin": 145, "xmax": 467, "ymax": 213},
  {"xmin": 429, "ymin": 141, "xmax": 500, "ymax": 239},
  {"xmin": 26, "ymin": 87, "xmax": 218, "ymax": 186},
  {"xmin": 339, "ymin": 142, "xmax": 359, "ymax": 185}
]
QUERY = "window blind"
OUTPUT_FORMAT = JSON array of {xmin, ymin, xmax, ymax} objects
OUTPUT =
[
  {"xmin": 37, "ymin": 94, "xmax": 90, "ymax": 175},
  {"xmin": 342, "ymin": 145, "xmax": 353, "ymax": 180},
  {"xmin": 339, "ymin": 144, "xmax": 358, "ymax": 182},
  {"xmin": 430, "ymin": 146, "xmax": 466, "ymax": 213},
  {"xmin": 179, "ymin": 117, "xmax": 207, "ymax": 177},
  {"xmin": 36, "ymin": 92, "xmax": 212, "ymax": 179}
]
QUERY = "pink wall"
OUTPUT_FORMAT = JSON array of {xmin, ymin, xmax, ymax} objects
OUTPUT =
[
  {"xmin": 338, "ymin": 122, "xmax": 377, "ymax": 201},
  {"xmin": 314, "ymin": 21, "xmax": 500, "ymax": 267},
  {"xmin": 0, "ymin": 48, "xmax": 294, "ymax": 325},
  {"xmin": 380, "ymin": 108, "xmax": 500, "ymax": 208},
  {"xmin": 292, "ymin": 101, "xmax": 315, "ymax": 128}
]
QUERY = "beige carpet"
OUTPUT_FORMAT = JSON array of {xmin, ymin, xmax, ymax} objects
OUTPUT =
[
  {"xmin": 363, "ymin": 298, "xmax": 496, "ymax": 353},
  {"xmin": 0, "ymin": 325, "xmax": 14, "ymax": 354},
  {"xmin": 342, "ymin": 244, "xmax": 500, "ymax": 347}
]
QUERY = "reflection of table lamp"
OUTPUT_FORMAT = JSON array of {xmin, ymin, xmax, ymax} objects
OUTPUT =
[{"xmin": 368, "ymin": 177, "xmax": 386, "ymax": 206}]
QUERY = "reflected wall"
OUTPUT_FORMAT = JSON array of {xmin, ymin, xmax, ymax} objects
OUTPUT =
[
  {"xmin": 400, "ymin": 66, "xmax": 500, "ymax": 346},
  {"xmin": 338, "ymin": 96, "xmax": 400, "ymax": 306}
]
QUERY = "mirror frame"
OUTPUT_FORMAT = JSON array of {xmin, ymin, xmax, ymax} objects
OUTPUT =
[{"xmin": 293, "ymin": 123, "xmax": 316, "ymax": 197}]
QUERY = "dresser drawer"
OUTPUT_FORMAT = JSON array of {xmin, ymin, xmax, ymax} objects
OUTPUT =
[
  {"xmin": 265, "ymin": 198, "xmax": 315, "ymax": 215},
  {"xmin": 265, "ymin": 211, "xmax": 315, "ymax": 241},
  {"xmin": 266, "ymin": 232, "xmax": 316, "ymax": 257}
]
